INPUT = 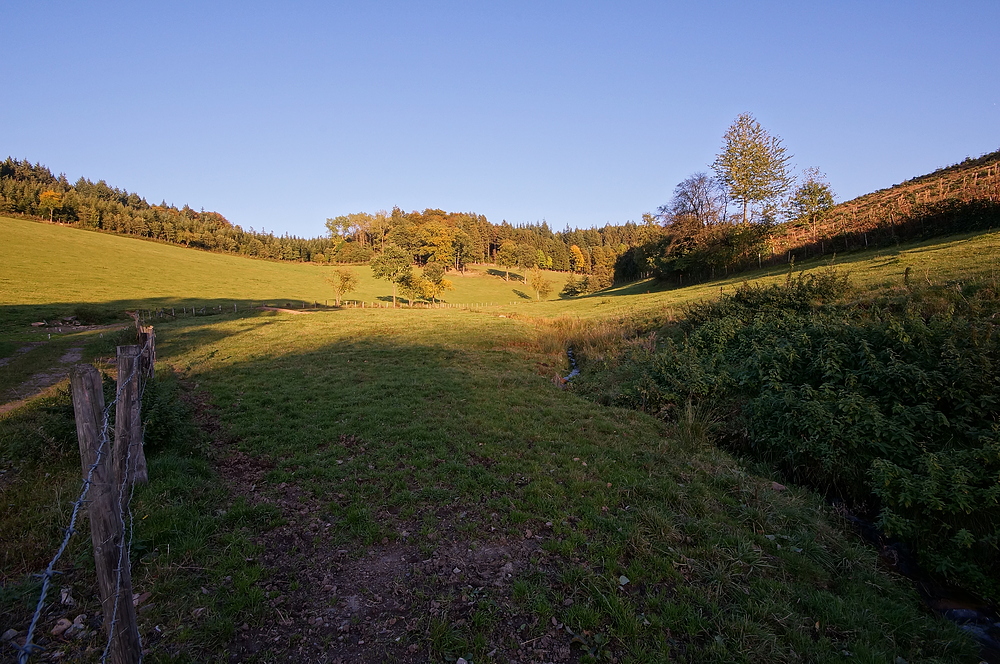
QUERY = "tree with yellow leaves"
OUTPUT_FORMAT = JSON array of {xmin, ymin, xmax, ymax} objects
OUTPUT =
[{"xmin": 39, "ymin": 190, "xmax": 61, "ymax": 222}]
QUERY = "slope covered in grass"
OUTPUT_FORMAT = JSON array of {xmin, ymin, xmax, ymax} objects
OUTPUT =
[
  {"xmin": 0, "ymin": 216, "xmax": 571, "ymax": 335},
  {"xmin": 2, "ymin": 308, "xmax": 978, "ymax": 662},
  {"xmin": 3, "ymin": 220, "xmax": 999, "ymax": 661}
]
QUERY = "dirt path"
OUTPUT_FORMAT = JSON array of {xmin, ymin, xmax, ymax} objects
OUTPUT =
[
  {"xmin": 0, "ymin": 346, "xmax": 85, "ymax": 416},
  {"xmin": 0, "ymin": 342, "xmax": 44, "ymax": 369},
  {"xmin": 259, "ymin": 306, "xmax": 312, "ymax": 315}
]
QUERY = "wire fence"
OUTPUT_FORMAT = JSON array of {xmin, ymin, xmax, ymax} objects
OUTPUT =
[{"xmin": 12, "ymin": 333, "xmax": 153, "ymax": 664}]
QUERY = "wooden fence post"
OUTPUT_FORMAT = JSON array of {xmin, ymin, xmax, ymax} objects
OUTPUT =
[
  {"xmin": 70, "ymin": 365, "xmax": 141, "ymax": 664},
  {"xmin": 136, "ymin": 326, "xmax": 156, "ymax": 379},
  {"xmin": 116, "ymin": 346, "xmax": 148, "ymax": 485}
]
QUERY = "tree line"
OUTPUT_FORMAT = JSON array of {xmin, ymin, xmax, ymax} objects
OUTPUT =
[
  {"xmin": 9, "ymin": 118, "xmax": 988, "ymax": 297},
  {"xmin": 1, "ymin": 157, "xmax": 658, "ymax": 292},
  {"xmin": 0, "ymin": 158, "xmax": 340, "ymax": 261}
]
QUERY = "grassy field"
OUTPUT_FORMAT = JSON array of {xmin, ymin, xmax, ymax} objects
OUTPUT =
[
  {"xmin": 0, "ymin": 216, "xmax": 571, "ymax": 333},
  {"xmin": 3, "ymin": 218, "xmax": 999, "ymax": 662}
]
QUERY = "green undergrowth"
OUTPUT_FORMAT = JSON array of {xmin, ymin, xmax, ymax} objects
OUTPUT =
[{"xmin": 575, "ymin": 269, "xmax": 1000, "ymax": 601}]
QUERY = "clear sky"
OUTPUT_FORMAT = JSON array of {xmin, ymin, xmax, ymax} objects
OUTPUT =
[{"xmin": 2, "ymin": 1, "xmax": 997, "ymax": 238}]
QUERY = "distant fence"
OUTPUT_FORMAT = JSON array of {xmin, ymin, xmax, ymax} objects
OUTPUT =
[
  {"xmin": 14, "ymin": 322, "xmax": 155, "ymax": 663},
  {"xmin": 131, "ymin": 301, "xmax": 528, "ymax": 321}
]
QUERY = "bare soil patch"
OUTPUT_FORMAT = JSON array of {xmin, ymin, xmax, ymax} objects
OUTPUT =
[
  {"xmin": 258, "ymin": 307, "xmax": 311, "ymax": 315},
  {"xmin": 0, "ymin": 342, "xmax": 44, "ymax": 368},
  {"xmin": 216, "ymin": 447, "xmax": 579, "ymax": 664},
  {"xmin": 0, "ymin": 346, "xmax": 84, "ymax": 416}
]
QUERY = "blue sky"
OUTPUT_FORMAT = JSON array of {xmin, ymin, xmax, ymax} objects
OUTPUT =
[{"xmin": 2, "ymin": 1, "xmax": 997, "ymax": 238}]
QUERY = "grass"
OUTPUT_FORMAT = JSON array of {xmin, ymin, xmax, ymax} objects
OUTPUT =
[
  {"xmin": 0, "ymin": 215, "xmax": 572, "ymax": 337},
  {"xmin": 3, "ymin": 219, "xmax": 999, "ymax": 661}
]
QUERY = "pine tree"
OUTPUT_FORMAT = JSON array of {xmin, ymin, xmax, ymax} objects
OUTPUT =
[
  {"xmin": 789, "ymin": 168, "xmax": 836, "ymax": 239},
  {"xmin": 712, "ymin": 113, "xmax": 792, "ymax": 224}
]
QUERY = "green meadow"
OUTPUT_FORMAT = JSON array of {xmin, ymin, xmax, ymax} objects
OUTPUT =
[
  {"xmin": 3, "ymin": 215, "xmax": 999, "ymax": 662},
  {"xmin": 0, "ymin": 216, "xmax": 571, "ymax": 331}
]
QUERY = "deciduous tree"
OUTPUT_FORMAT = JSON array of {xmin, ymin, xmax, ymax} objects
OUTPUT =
[
  {"xmin": 370, "ymin": 245, "xmax": 411, "ymax": 306},
  {"xmin": 326, "ymin": 268, "xmax": 358, "ymax": 306},
  {"xmin": 39, "ymin": 189, "xmax": 61, "ymax": 221},
  {"xmin": 397, "ymin": 273, "xmax": 428, "ymax": 306},
  {"xmin": 422, "ymin": 262, "xmax": 453, "ymax": 303},
  {"xmin": 496, "ymin": 241, "xmax": 519, "ymax": 281},
  {"xmin": 528, "ymin": 268, "xmax": 553, "ymax": 300},
  {"xmin": 659, "ymin": 173, "xmax": 727, "ymax": 226},
  {"xmin": 569, "ymin": 245, "xmax": 587, "ymax": 273}
]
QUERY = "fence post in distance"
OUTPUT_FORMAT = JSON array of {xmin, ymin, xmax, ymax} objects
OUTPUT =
[{"xmin": 116, "ymin": 346, "xmax": 148, "ymax": 486}]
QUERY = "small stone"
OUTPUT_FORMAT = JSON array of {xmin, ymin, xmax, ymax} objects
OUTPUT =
[
  {"xmin": 457, "ymin": 658, "xmax": 468, "ymax": 664},
  {"xmin": 771, "ymin": 482, "xmax": 786, "ymax": 491},
  {"xmin": 73, "ymin": 614, "xmax": 87, "ymax": 626},
  {"xmin": 60, "ymin": 587, "xmax": 75, "ymax": 607},
  {"xmin": 453, "ymin": 567, "xmax": 461, "ymax": 574},
  {"xmin": 618, "ymin": 575, "xmax": 630, "ymax": 586},
  {"xmin": 64, "ymin": 623, "xmax": 85, "ymax": 639},
  {"xmin": 51, "ymin": 618, "xmax": 72, "ymax": 637},
  {"xmin": 562, "ymin": 599, "xmax": 573, "ymax": 606},
  {"xmin": 2, "ymin": 628, "xmax": 18, "ymax": 642},
  {"xmin": 501, "ymin": 562, "xmax": 514, "ymax": 575}
]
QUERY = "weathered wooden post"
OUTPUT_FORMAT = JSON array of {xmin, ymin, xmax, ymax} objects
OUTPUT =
[
  {"xmin": 116, "ymin": 346, "xmax": 148, "ymax": 485},
  {"xmin": 70, "ymin": 365, "xmax": 141, "ymax": 664},
  {"xmin": 136, "ymin": 326, "xmax": 156, "ymax": 380}
]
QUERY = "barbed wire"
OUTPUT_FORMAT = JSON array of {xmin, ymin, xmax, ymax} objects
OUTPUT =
[
  {"xmin": 14, "ymin": 336, "xmax": 152, "ymax": 664},
  {"xmin": 101, "ymin": 365, "xmax": 149, "ymax": 663}
]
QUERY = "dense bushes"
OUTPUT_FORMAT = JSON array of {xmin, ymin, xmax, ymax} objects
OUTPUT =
[{"xmin": 579, "ymin": 271, "xmax": 1000, "ymax": 598}]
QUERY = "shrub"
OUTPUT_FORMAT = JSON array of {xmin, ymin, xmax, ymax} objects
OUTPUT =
[{"xmin": 578, "ymin": 273, "xmax": 1000, "ymax": 598}]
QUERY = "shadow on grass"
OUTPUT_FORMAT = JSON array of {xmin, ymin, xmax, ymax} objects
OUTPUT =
[
  {"xmin": 1, "ymin": 308, "xmax": 981, "ymax": 663},
  {"xmin": 0, "ymin": 296, "xmax": 364, "ymax": 339},
  {"xmin": 485, "ymin": 268, "xmax": 523, "ymax": 282}
]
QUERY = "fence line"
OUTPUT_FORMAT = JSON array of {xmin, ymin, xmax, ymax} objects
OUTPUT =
[{"xmin": 15, "ymin": 329, "xmax": 154, "ymax": 664}]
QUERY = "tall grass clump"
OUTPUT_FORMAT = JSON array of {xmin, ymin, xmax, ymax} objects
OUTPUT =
[
  {"xmin": 576, "ymin": 269, "xmax": 1000, "ymax": 599},
  {"xmin": 531, "ymin": 314, "xmax": 654, "ymax": 369}
]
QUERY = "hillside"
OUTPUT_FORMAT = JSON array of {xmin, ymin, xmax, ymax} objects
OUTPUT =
[
  {"xmin": 0, "ymin": 216, "xmax": 572, "ymax": 332},
  {"xmin": 772, "ymin": 149, "xmax": 1000, "ymax": 258},
  {"xmin": 3, "ymin": 216, "xmax": 999, "ymax": 661}
]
